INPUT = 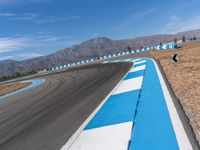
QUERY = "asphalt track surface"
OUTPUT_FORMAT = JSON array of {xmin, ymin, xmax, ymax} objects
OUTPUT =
[{"xmin": 0, "ymin": 63, "xmax": 131, "ymax": 150}]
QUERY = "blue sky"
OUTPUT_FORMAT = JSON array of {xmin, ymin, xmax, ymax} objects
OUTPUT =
[{"xmin": 1, "ymin": 0, "xmax": 200, "ymax": 60}]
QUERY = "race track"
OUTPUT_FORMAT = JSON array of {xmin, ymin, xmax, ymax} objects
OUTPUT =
[{"xmin": 0, "ymin": 63, "xmax": 131, "ymax": 150}]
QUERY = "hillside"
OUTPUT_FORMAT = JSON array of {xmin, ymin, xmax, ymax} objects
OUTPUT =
[
  {"xmin": 1, "ymin": 29, "xmax": 200, "ymax": 76},
  {"xmin": 0, "ymin": 59, "xmax": 17, "ymax": 65}
]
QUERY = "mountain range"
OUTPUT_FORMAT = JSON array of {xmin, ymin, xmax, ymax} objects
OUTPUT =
[{"xmin": 1, "ymin": 29, "xmax": 200, "ymax": 76}]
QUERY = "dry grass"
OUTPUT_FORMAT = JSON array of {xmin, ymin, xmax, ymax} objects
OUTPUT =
[
  {"xmin": 150, "ymin": 42, "xmax": 200, "ymax": 143},
  {"xmin": 0, "ymin": 82, "xmax": 31, "ymax": 96}
]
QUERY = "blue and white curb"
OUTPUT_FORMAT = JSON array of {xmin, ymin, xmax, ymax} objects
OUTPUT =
[
  {"xmin": 48, "ymin": 43, "xmax": 177, "ymax": 72},
  {"xmin": 0, "ymin": 79, "xmax": 45, "ymax": 100},
  {"xmin": 61, "ymin": 58, "xmax": 192, "ymax": 150}
]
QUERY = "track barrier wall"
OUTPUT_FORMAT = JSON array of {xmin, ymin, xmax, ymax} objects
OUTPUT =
[{"xmin": 48, "ymin": 43, "xmax": 177, "ymax": 71}]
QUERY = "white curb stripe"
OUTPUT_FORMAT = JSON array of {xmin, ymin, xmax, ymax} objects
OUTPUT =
[
  {"xmin": 112, "ymin": 60, "xmax": 120, "ymax": 62},
  {"xmin": 112, "ymin": 76, "xmax": 143, "ymax": 95},
  {"xmin": 131, "ymin": 58, "xmax": 142, "ymax": 62},
  {"xmin": 134, "ymin": 60, "xmax": 146, "ymax": 65},
  {"xmin": 122, "ymin": 59, "xmax": 133, "ymax": 62},
  {"xmin": 129, "ymin": 65, "xmax": 146, "ymax": 73},
  {"xmin": 69, "ymin": 122, "xmax": 132, "ymax": 150}
]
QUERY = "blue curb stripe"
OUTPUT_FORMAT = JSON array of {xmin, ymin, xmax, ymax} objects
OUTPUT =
[
  {"xmin": 129, "ymin": 59, "xmax": 179, "ymax": 150},
  {"xmin": 0, "ymin": 79, "xmax": 45, "ymax": 100},
  {"xmin": 84, "ymin": 90, "xmax": 140, "ymax": 130},
  {"xmin": 124, "ymin": 70, "xmax": 145, "ymax": 80}
]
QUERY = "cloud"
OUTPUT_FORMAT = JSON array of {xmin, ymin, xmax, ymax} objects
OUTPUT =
[
  {"xmin": 12, "ymin": 13, "xmax": 38, "ymax": 20},
  {"xmin": 31, "ymin": 33, "xmax": 70, "ymax": 43},
  {"xmin": 0, "ymin": 35, "xmax": 56, "ymax": 53},
  {"xmin": 63, "ymin": 40, "xmax": 82, "ymax": 46},
  {"xmin": 28, "ymin": 0, "xmax": 54, "ymax": 3},
  {"xmin": 40, "ymin": 37, "xmax": 62, "ymax": 42},
  {"xmin": 0, "ymin": 0, "xmax": 17, "ymax": 5},
  {"xmin": 0, "ymin": 37, "xmax": 28, "ymax": 53},
  {"xmin": 16, "ymin": 52, "xmax": 43, "ymax": 59},
  {"xmin": 114, "ymin": 8, "xmax": 157, "ymax": 31},
  {"xmin": 0, "ymin": 33, "xmax": 79, "ymax": 54},
  {"xmin": 70, "ymin": 16, "xmax": 80, "ymax": 20},
  {"xmin": 85, "ymin": 30, "xmax": 99, "ymax": 38},
  {"xmin": 0, "ymin": 0, "xmax": 55, "ymax": 5},
  {"xmin": 0, "ymin": 35, "xmax": 55, "ymax": 60},
  {"xmin": 0, "ymin": 12, "xmax": 79, "ymax": 22},
  {"xmin": 162, "ymin": 15, "xmax": 200, "ymax": 33},
  {"xmin": 0, "ymin": 52, "xmax": 43, "ymax": 61},
  {"xmin": 0, "ymin": 55, "xmax": 14, "ymax": 60},
  {"xmin": 0, "ymin": 31, "xmax": 83, "ymax": 60},
  {"xmin": 36, "ymin": 15, "xmax": 80, "ymax": 24},
  {"xmin": 0, "ymin": 12, "xmax": 38, "ymax": 21},
  {"xmin": 0, "ymin": 12, "xmax": 16, "ymax": 16}
]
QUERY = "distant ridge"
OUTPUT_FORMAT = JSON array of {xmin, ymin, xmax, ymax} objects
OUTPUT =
[
  {"xmin": 1, "ymin": 29, "xmax": 200, "ymax": 76},
  {"xmin": 0, "ymin": 59, "xmax": 17, "ymax": 65}
]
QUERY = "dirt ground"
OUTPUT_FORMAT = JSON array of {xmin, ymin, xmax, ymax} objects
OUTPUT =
[
  {"xmin": 150, "ymin": 42, "xmax": 200, "ymax": 144},
  {"xmin": 0, "ymin": 82, "xmax": 32, "ymax": 96}
]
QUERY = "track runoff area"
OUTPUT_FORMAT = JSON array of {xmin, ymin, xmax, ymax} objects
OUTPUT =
[{"xmin": 62, "ymin": 58, "xmax": 195, "ymax": 150}]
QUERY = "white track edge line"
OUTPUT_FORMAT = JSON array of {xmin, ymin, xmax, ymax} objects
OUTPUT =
[
  {"xmin": 60, "ymin": 62, "xmax": 134, "ymax": 150},
  {"xmin": 151, "ymin": 58, "xmax": 193, "ymax": 150}
]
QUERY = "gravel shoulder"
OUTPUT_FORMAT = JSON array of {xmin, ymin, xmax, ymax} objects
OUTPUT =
[
  {"xmin": 150, "ymin": 42, "xmax": 200, "ymax": 145},
  {"xmin": 0, "ymin": 82, "xmax": 32, "ymax": 96}
]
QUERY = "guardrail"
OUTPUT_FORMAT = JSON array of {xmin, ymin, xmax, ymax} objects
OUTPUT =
[{"xmin": 47, "ymin": 43, "xmax": 177, "ymax": 71}]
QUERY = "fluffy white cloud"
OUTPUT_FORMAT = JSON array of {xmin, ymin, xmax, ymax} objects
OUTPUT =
[
  {"xmin": 0, "ymin": 33, "xmax": 80, "ymax": 56},
  {"xmin": 0, "ymin": 37, "xmax": 28, "ymax": 53}
]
